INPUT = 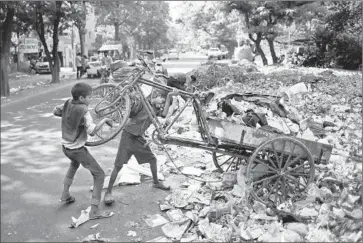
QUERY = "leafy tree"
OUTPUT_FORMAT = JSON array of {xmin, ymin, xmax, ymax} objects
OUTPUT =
[
  {"xmin": 176, "ymin": 1, "xmax": 241, "ymax": 58},
  {"xmin": 69, "ymin": 1, "xmax": 87, "ymax": 56},
  {"xmin": 93, "ymin": 1, "xmax": 137, "ymax": 42},
  {"xmin": 225, "ymin": 1, "xmax": 312, "ymax": 65},
  {"xmin": 0, "ymin": 1, "xmax": 16, "ymax": 96},
  {"xmin": 94, "ymin": 1, "xmax": 170, "ymax": 58},
  {"xmin": 30, "ymin": 1, "xmax": 67, "ymax": 83}
]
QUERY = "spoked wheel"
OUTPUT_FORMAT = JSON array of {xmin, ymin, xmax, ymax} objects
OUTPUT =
[
  {"xmin": 212, "ymin": 149, "xmax": 249, "ymax": 173},
  {"xmin": 247, "ymin": 137, "xmax": 314, "ymax": 205},
  {"xmin": 85, "ymin": 84, "xmax": 131, "ymax": 146}
]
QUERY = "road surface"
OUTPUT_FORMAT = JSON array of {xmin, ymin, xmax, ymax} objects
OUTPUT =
[{"xmin": 0, "ymin": 53, "xmax": 207, "ymax": 242}]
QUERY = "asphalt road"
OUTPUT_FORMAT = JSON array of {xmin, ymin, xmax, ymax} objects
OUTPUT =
[{"xmin": 0, "ymin": 53, "xmax": 207, "ymax": 242}]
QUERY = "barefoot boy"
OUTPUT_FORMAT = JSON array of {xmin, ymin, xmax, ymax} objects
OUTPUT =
[
  {"xmin": 53, "ymin": 82, "xmax": 113, "ymax": 219},
  {"xmin": 103, "ymin": 88, "xmax": 179, "ymax": 205}
]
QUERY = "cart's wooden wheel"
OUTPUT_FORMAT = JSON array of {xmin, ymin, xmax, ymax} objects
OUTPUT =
[
  {"xmin": 247, "ymin": 137, "xmax": 314, "ymax": 205},
  {"xmin": 213, "ymin": 149, "xmax": 249, "ymax": 173}
]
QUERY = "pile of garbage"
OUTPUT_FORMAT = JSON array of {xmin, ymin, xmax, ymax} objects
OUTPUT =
[
  {"xmin": 142, "ymin": 65, "xmax": 362, "ymax": 242},
  {"xmin": 145, "ymin": 154, "xmax": 361, "ymax": 242},
  {"xmin": 186, "ymin": 62, "xmax": 259, "ymax": 91}
]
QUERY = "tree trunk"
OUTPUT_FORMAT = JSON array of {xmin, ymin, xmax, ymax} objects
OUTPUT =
[
  {"xmin": 0, "ymin": 4, "xmax": 15, "ymax": 97},
  {"xmin": 16, "ymin": 30, "xmax": 20, "ymax": 72},
  {"xmin": 50, "ymin": 1, "xmax": 62, "ymax": 83},
  {"xmin": 249, "ymin": 33, "xmax": 268, "ymax": 65},
  {"xmin": 255, "ymin": 42, "xmax": 268, "ymax": 65},
  {"xmin": 267, "ymin": 38, "xmax": 278, "ymax": 64},
  {"xmin": 114, "ymin": 23, "xmax": 120, "ymax": 41},
  {"xmin": 79, "ymin": 28, "xmax": 86, "ymax": 56}
]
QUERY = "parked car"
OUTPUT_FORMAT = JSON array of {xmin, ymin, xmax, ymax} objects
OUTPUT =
[
  {"xmin": 86, "ymin": 56, "xmax": 102, "ymax": 78},
  {"xmin": 167, "ymin": 49, "xmax": 179, "ymax": 60},
  {"xmin": 208, "ymin": 48, "xmax": 222, "ymax": 60},
  {"xmin": 35, "ymin": 56, "xmax": 51, "ymax": 73}
]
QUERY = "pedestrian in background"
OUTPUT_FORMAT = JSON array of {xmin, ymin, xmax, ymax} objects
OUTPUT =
[
  {"xmin": 82, "ymin": 55, "xmax": 89, "ymax": 77},
  {"xmin": 76, "ymin": 53, "xmax": 82, "ymax": 79}
]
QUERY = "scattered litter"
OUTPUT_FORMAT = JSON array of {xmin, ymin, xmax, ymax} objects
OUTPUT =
[
  {"xmin": 166, "ymin": 209, "xmax": 188, "ymax": 223},
  {"xmin": 90, "ymin": 223, "xmax": 99, "ymax": 229},
  {"xmin": 161, "ymin": 220, "xmax": 191, "ymax": 240},
  {"xmin": 127, "ymin": 161, "xmax": 165, "ymax": 181},
  {"xmin": 70, "ymin": 206, "xmax": 91, "ymax": 228},
  {"xmin": 146, "ymin": 236, "xmax": 172, "ymax": 242},
  {"xmin": 70, "ymin": 207, "xmax": 114, "ymax": 228},
  {"xmin": 198, "ymin": 219, "xmax": 232, "ymax": 242},
  {"xmin": 181, "ymin": 167, "xmax": 205, "ymax": 177},
  {"xmin": 143, "ymin": 214, "xmax": 169, "ymax": 228},
  {"xmin": 158, "ymin": 201, "xmax": 173, "ymax": 211},
  {"xmin": 127, "ymin": 230, "xmax": 137, "ymax": 237},
  {"xmin": 82, "ymin": 233, "xmax": 109, "ymax": 242}
]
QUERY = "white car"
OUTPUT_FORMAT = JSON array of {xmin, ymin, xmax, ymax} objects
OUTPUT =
[
  {"xmin": 208, "ymin": 48, "xmax": 222, "ymax": 60},
  {"xmin": 86, "ymin": 56, "xmax": 102, "ymax": 78},
  {"xmin": 35, "ymin": 57, "xmax": 51, "ymax": 73}
]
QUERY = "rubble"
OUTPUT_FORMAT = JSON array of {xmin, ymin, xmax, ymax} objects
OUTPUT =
[{"xmin": 143, "ymin": 65, "xmax": 362, "ymax": 242}]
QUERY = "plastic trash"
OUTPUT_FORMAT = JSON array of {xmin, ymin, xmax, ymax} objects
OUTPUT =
[
  {"xmin": 181, "ymin": 167, "xmax": 205, "ymax": 177},
  {"xmin": 82, "ymin": 233, "xmax": 109, "ymax": 242},
  {"xmin": 147, "ymin": 236, "xmax": 172, "ymax": 242},
  {"xmin": 198, "ymin": 219, "xmax": 232, "ymax": 242},
  {"xmin": 70, "ymin": 206, "xmax": 91, "ymax": 228},
  {"xmin": 127, "ymin": 230, "xmax": 137, "ymax": 237},
  {"xmin": 166, "ymin": 209, "xmax": 188, "ymax": 223},
  {"xmin": 282, "ymin": 82, "xmax": 309, "ymax": 101},
  {"xmin": 143, "ymin": 214, "xmax": 169, "ymax": 228},
  {"xmin": 161, "ymin": 220, "xmax": 191, "ymax": 240}
]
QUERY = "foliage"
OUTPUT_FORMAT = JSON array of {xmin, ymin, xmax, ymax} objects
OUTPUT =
[
  {"xmin": 68, "ymin": 1, "xmax": 87, "ymax": 55},
  {"xmin": 0, "ymin": 1, "xmax": 16, "ymax": 96},
  {"xmin": 93, "ymin": 1, "xmax": 170, "ymax": 54},
  {"xmin": 303, "ymin": 1, "xmax": 362, "ymax": 70},
  {"xmin": 225, "ymin": 1, "xmax": 313, "ymax": 65},
  {"xmin": 176, "ymin": 2, "xmax": 241, "ymax": 57}
]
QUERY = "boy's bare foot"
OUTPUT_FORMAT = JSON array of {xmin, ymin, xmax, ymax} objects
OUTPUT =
[
  {"xmin": 153, "ymin": 182, "xmax": 171, "ymax": 191},
  {"xmin": 89, "ymin": 205, "xmax": 113, "ymax": 220},
  {"xmin": 104, "ymin": 193, "xmax": 115, "ymax": 205}
]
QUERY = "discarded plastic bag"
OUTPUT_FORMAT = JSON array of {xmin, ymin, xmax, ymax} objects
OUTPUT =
[
  {"xmin": 82, "ymin": 233, "xmax": 110, "ymax": 242},
  {"xmin": 171, "ymin": 189, "xmax": 194, "ymax": 208},
  {"xmin": 161, "ymin": 220, "xmax": 191, "ymax": 240},
  {"xmin": 118, "ymin": 164, "xmax": 141, "ymax": 185},
  {"xmin": 143, "ymin": 214, "xmax": 169, "ymax": 228},
  {"xmin": 198, "ymin": 219, "xmax": 232, "ymax": 242},
  {"xmin": 166, "ymin": 209, "xmax": 189, "ymax": 223},
  {"xmin": 127, "ymin": 161, "xmax": 165, "ymax": 181},
  {"xmin": 181, "ymin": 167, "xmax": 205, "ymax": 177},
  {"xmin": 282, "ymin": 82, "xmax": 309, "ymax": 101},
  {"xmin": 70, "ymin": 206, "xmax": 91, "ymax": 228}
]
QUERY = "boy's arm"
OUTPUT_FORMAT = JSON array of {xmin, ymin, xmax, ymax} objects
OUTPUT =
[
  {"xmin": 160, "ymin": 89, "xmax": 179, "ymax": 118},
  {"xmin": 84, "ymin": 111, "xmax": 113, "ymax": 136},
  {"xmin": 53, "ymin": 104, "xmax": 64, "ymax": 117}
]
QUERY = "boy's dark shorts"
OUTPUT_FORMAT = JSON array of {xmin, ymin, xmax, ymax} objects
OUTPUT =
[{"xmin": 115, "ymin": 131, "xmax": 156, "ymax": 167}]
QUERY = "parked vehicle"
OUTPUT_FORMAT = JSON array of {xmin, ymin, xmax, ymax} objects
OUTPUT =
[
  {"xmin": 35, "ymin": 56, "xmax": 51, "ymax": 73},
  {"xmin": 86, "ymin": 56, "xmax": 102, "ymax": 78},
  {"xmin": 208, "ymin": 48, "xmax": 222, "ymax": 60},
  {"xmin": 167, "ymin": 49, "xmax": 179, "ymax": 60}
]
